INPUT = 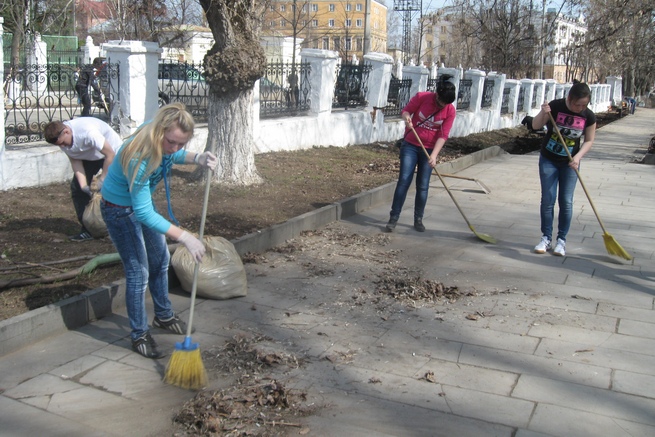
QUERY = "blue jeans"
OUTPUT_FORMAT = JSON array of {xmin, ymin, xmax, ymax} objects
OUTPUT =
[
  {"xmin": 538, "ymin": 155, "xmax": 578, "ymax": 242},
  {"xmin": 390, "ymin": 141, "xmax": 433, "ymax": 220},
  {"xmin": 101, "ymin": 201, "xmax": 174, "ymax": 341}
]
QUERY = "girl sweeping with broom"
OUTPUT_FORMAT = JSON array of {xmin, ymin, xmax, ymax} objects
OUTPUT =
[
  {"xmin": 100, "ymin": 103, "xmax": 217, "ymax": 359},
  {"xmin": 529, "ymin": 81, "xmax": 596, "ymax": 257}
]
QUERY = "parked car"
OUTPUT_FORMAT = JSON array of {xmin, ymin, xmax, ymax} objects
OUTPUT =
[{"xmin": 158, "ymin": 62, "xmax": 208, "ymax": 110}]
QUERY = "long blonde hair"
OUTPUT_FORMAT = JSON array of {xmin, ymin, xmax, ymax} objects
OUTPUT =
[{"xmin": 119, "ymin": 102, "xmax": 195, "ymax": 188}]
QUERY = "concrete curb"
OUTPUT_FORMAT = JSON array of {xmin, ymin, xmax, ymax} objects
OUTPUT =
[{"xmin": 0, "ymin": 146, "xmax": 506, "ymax": 356}]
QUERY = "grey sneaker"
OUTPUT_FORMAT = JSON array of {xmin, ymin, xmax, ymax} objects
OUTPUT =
[
  {"xmin": 153, "ymin": 314, "xmax": 191, "ymax": 335},
  {"xmin": 132, "ymin": 332, "xmax": 162, "ymax": 359},
  {"xmin": 534, "ymin": 236, "xmax": 551, "ymax": 254},
  {"xmin": 385, "ymin": 217, "xmax": 398, "ymax": 232},
  {"xmin": 553, "ymin": 238, "xmax": 566, "ymax": 256}
]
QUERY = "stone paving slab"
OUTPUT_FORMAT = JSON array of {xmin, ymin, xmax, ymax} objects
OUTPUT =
[{"xmin": 0, "ymin": 109, "xmax": 654, "ymax": 436}]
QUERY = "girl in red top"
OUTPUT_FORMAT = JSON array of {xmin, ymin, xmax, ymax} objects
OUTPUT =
[{"xmin": 386, "ymin": 77, "xmax": 457, "ymax": 232}]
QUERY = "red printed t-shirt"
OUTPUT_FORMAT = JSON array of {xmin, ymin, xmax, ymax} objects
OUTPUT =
[{"xmin": 402, "ymin": 92, "xmax": 456, "ymax": 149}]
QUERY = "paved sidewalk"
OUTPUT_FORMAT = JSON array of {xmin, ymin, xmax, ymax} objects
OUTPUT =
[{"xmin": 1, "ymin": 109, "xmax": 654, "ymax": 436}]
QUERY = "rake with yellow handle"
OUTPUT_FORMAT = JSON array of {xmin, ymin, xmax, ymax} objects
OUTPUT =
[
  {"xmin": 409, "ymin": 125, "xmax": 496, "ymax": 244},
  {"xmin": 547, "ymin": 112, "xmax": 632, "ymax": 260}
]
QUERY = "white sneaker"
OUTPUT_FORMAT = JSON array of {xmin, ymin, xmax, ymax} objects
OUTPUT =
[
  {"xmin": 553, "ymin": 238, "xmax": 566, "ymax": 256},
  {"xmin": 534, "ymin": 236, "xmax": 551, "ymax": 254}
]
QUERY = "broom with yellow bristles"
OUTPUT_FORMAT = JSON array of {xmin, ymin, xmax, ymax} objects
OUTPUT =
[
  {"xmin": 547, "ymin": 112, "xmax": 632, "ymax": 260},
  {"xmin": 164, "ymin": 168, "xmax": 211, "ymax": 390}
]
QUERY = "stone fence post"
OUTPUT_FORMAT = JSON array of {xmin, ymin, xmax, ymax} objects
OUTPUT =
[
  {"xmin": 363, "ymin": 52, "xmax": 393, "ymax": 109},
  {"xmin": 103, "ymin": 41, "xmax": 161, "ymax": 137},
  {"xmin": 464, "ymin": 69, "xmax": 485, "ymax": 113},
  {"xmin": 81, "ymin": 36, "xmax": 102, "ymax": 64},
  {"xmin": 403, "ymin": 65, "xmax": 429, "ymax": 97},
  {"xmin": 520, "ymin": 79, "xmax": 534, "ymax": 113},
  {"xmin": 532, "ymin": 79, "xmax": 546, "ymax": 108},
  {"xmin": 300, "ymin": 49, "xmax": 339, "ymax": 117},
  {"xmin": 606, "ymin": 76, "xmax": 623, "ymax": 105}
]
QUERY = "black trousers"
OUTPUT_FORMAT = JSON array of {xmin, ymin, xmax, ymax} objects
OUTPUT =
[
  {"xmin": 71, "ymin": 159, "xmax": 104, "ymax": 233},
  {"xmin": 76, "ymin": 84, "xmax": 92, "ymax": 117}
]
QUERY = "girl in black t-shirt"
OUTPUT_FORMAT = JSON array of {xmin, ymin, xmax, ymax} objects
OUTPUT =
[{"xmin": 529, "ymin": 82, "xmax": 597, "ymax": 257}]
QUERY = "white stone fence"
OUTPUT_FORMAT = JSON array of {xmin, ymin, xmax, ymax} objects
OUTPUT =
[{"xmin": 0, "ymin": 33, "xmax": 621, "ymax": 190}]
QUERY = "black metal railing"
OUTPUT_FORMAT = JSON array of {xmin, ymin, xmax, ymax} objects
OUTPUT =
[
  {"xmin": 426, "ymin": 75, "xmax": 443, "ymax": 93},
  {"xmin": 383, "ymin": 77, "xmax": 412, "ymax": 117},
  {"xmin": 517, "ymin": 86, "xmax": 526, "ymax": 111},
  {"xmin": 333, "ymin": 61, "xmax": 371, "ymax": 110},
  {"xmin": 4, "ymin": 61, "xmax": 120, "ymax": 145},
  {"xmin": 481, "ymin": 78, "xmax": 494, "ymax": 108},
  {"xmin": 457, "ymin": 79, "xmax": 473, "ymax": 110},
  {"xmin": 531, "ymin": 86, "xmax": 539, "ymax": 108},
  {"xmin": 260, "ymin": 61, "xmax": 311, "ymax": 118},
  {"xmin": 501, "ymin": 87, "xmax": 511, "ymax": 114}
]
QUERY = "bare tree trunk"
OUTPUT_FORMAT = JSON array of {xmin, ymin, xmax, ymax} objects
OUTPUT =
[{"xmin": 206, "ymin": 89, "xmax": 262, "ymax": 185}]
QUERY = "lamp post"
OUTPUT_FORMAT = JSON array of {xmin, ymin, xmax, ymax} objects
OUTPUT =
[{"xmin": 539, "ymin": 0, "xmax": 546, "ymax": 79}]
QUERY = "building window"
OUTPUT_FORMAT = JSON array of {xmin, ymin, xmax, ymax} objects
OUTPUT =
[
  {"xmin": 302, "ymin": 5, "xmax": 307, "ymax": 12},
  {"xmin": 356, "ymin": 19, "xmax": 362, "ymax": 27},
  {"xmin": 329, "ymin": 19, "xmax": 335, "ymax": 27},
  {"xmin": 356, "ymin": 37, "xmax": 363, "ymax": 51},
  {"xmin": 346, "ymin": 3, "xmax": 351, "ymax": 11},
  {"xmin": 333, "ymin": 37, "xmax": 341, "ymax": 51},
  {"xmin": 312, "ymin": 19, "xmax": 318, "ymax": 26},
  {"xmin": 270, "ymin": 21, "xmax": 276, "ymax": 27},
  {"xmin": 281, "ymin": 19, "xmax": 286, "ymax": 27},
  {"xmin": 311, "ymin": 4, "xmax": 318, "ymax": 12},
  {"xmin": 269, "ymin": 5, "xmax": 274, "ymax": 11},
  {"xmin": 345, "ymin": 19, "xmax": 351, "ymax": 27},
  {"xmin": 323, "ymin": 37, "xmax": 330, "ymax": 50},
  {"xmin": 374, "ymin": 21, "xmax": 378, "ymax": 29},
  {"xmin": 356, "ymin": 3, "xmax": 362, "ymax": 11},
  {"xmin": 302, "ymin": 20, "xmax": 307, "ymax": 26},
  {"xmin": 346, "ymin": 37, "xmax": 352, "ymax": 51},
  {"xmin": 329, "ymin": 4, "xmax": 335, "ymax": 12},
  {"xmin": 280, "ymin": 4, "xmax": 285, "ymax": 11}
]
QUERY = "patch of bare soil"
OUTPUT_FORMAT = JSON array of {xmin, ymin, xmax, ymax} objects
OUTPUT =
[{"xmin": 0, "ymin": 111, "xmax": 620, "ymax": 321}]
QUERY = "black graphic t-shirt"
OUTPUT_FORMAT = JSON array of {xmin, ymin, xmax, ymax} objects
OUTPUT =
[{"xmin": 540, "ymin": 98, "xmax": 596, "ymax": 163}]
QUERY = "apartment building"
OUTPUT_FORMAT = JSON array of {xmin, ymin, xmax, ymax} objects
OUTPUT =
[{"xmin": 262, "ymin": 0, "xmax": 388, "ymax": 61}]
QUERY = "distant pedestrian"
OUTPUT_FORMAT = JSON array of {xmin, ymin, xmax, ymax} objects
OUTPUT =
[
  {"xmin": 44, "ymin": 118, "xmax": 123, "ymax": 242},
  {"xmin": 76, "ymin": 58, "xmax": 103, "ymax": 117},
  {"xmin": 529, "ymin": 81, "xmax": 597, "ymax": 256},
  {"xmin": 100, "ymin": 103, "xmax": 217, "ymax": 359},
  {"xmin": 386, "ymin": 75, "xmax": 457, "ymax": 233}
]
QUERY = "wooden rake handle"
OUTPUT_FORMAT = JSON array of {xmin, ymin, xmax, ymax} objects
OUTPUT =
[{"xmin": 546, "ymin": 112, "xmax": 609, "ymax": 235}]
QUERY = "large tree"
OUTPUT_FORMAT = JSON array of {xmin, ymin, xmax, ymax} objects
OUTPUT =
[{"xmin": 200, "ymin": 0, "xmax": 267, "ymax": 185}]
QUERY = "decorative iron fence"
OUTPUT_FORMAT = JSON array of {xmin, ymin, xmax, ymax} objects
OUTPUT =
[
  {"xmin": 4, "ymin": 61, "xmax": 120, "ymax": 145},
  {"xmin": 531, "ymin": 86, "xmax": 539, "ymax": 108},
  {"xmin": 333, "ymin": 62, "xmax": 371, "ymax": 109},
  {"xmin": 457, "ymin": 79, "xmax": 473, "ymax": 110},
  {"xmin": 482, "ymin": 78, "xmax": 495, "ymax": 108},
  {"xmin": 517, "ymin": 86, "xmax": 526, "ymax": 112},
  {"xmin": 383, "ymin": 77, "xmax": 412, "ymax": 117},
  {"xmin": 501, "ymin": 87, "xmax": 511, "ymax": 114},
  {"xmin": 426, "ymin": 75, "xmax": 443, "ymax": 92},
  {"xmin": 260, "ymin": 61, "xmax": 311, "ymax": 118}
]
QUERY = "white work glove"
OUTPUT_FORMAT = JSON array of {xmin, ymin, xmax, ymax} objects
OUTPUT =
[
  {"xmin": 81, "ymin": 186, "xmax": 92, "ymax": 196},
  {"xmin": 196, "ymin": 152, "xmax": 217, "ymax": 170},
  {"xmin": 177, "ymin": 230, "xmax": 205, "ymax": 263}
]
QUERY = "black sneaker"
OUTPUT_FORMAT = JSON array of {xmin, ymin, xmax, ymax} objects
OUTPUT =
[
  {"xmin": 132, "ymin": 332, "xmax": 162, "ymax": 359},
  {"xmin": 414, "ymin": 219, "xmax": 425, "ymax": 232},
  {"xmin": 385, "ymin": 217, "xmax": 398, "ymax": 232},
  {"xmin": 153, "ymin": 314, "xmax": 191, "ymax": 335},
  {"xmin": 69, "ymin": 231, "xmax": 93, "ymax": 242}
]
